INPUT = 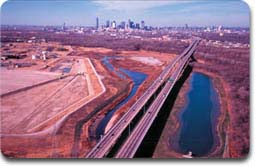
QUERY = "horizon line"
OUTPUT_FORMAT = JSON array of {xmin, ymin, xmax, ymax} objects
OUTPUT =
[{"xmin": 0, "ymin": 24, "xmax": 250, "ymax": 29}]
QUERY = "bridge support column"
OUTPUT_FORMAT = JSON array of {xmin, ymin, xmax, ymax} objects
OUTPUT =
[{"xmin": 128, "ymin": 123, "xmax": 131, "ymax": 136}]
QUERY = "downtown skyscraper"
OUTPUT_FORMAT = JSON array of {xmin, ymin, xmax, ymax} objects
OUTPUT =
[{"xmin": 96, "ymin": 17, "xmax": 99, "ymax": 29}]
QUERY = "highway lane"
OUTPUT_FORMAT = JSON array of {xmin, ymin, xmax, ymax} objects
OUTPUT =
[
  {"xmin": 85, "ymin": 40, "xmax": 198, "ymax": 158},
  {"xmin": 115, "ymin": 44, "xmax": 197, "ymax": 158}
]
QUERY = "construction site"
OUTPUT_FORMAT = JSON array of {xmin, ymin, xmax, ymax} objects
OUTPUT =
[{"xmin": 0, "ymin": 40, "xmax": 175, "ymax": 157}]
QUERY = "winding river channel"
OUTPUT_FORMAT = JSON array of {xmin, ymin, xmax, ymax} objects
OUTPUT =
[
  {"xmin": 177, "ymin": 72, "xmax": 220, "ymax": 156},
  {"xmin": 95, "ymin": 58, "xmax": 220, "ymax": 156},
  {"xmin": 96, "ymin": 57, "xmax": 147, "ymax": 140}
]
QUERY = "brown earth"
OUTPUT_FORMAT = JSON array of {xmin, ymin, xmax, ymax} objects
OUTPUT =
[
  {"xmin": 1, "ymin": 43, "xmax": 103, "ymax": 157},
  {"xmin": 70, "ymin": 51, "xmax": 176, "ymax": 157},
  {"xmin": 0, "ymin": 68, "xmax": 60, "ymax": 95},
  {"xmin": 103, "ymin": 55, "xmax": 172, "ymax": 133},
  {"xmin": 1, "ymin": 42, "xmax": 175, "ymax": 158}
]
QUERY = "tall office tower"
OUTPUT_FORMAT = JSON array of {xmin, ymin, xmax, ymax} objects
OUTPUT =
[
  {"xmin": 135, "ymin": 23, "xmax": 140, "ymax": 29},
  {"xmin": 62, "ymin": 22, "xmax": 66, "ymax": 31},
  {"xmin": 185, "ymin": 23, "xmax": 189, "ymax": 29},
  {"xmin": 112, "ymin": 21, "xmax": 116, "ymax": 29},
  {"xmin": 96, "ymin": 17, "xmax": 99, "ymax": 29},
  {"xmin": 125, "ymin": 23, "xmax": 129, "ymax": 30},
  {"xmin": 120, "ymin": 21, "xmax": 126, "ymax": 29},
  {"xmin": 106, "ymin": 20, "xmax": 110, "ymax": 28},
  {"xmin": 141, "ymin": 20, "xmax": 145, "ymax": 29},
  {"xmin": 129, "ymin": 20, "xmax": 134, "ymax": 29},
  {"xmin": 128, "ymin": 19, "xmax": 131, "ymax": 28}
]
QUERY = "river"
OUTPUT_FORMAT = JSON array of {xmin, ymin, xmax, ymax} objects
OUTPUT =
[{"xmin": 96, "ymin": 56, "xmax": 147, "ymax": 140}]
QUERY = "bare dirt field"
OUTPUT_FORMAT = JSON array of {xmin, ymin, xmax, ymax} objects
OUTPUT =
[
  {"xmin": 0, "ymin": 41, "xmax": 175, "ymax": 158},
  {"xmin": 0, "ymin": 68, "xmax": 60, "ymax": 95},
  {"xmin": 129, "ymin": 56, "xmax": 163, "ymax": 66},
  {"xmin": 0, "ymin": 41, "xmax": 105, "ymax": 136},
  {"xmin": 120, "ymin": 49, "xmax": 176, "ymax": 64}
]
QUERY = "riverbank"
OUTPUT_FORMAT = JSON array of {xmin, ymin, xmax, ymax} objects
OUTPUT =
[
  {"xmin": 153, "ymin": 66, "xmax": 231, "ymax": 158},
  {"xmin": 194, "ymin": 68, "xmax": 231, "ymax": 158},
  {"xmin": 78, "ymin": 53, "xmax": 168, "ymax": 157},
  {"xmin": 72, "ymin": 49, "xmax": 176, "ymax": 157},
  {"xmin": 102, "ymin": 57, "xmax": 166, "ymax": 133}
]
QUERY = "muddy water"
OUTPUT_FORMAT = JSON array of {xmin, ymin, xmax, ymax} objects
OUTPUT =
[
  {"xmin": 95, "ymin": 57, "xmax": 147, "ymax": 140},
  {"xmin": 177, "ymin": 72, "xmax": 220, "ymax": 156}
]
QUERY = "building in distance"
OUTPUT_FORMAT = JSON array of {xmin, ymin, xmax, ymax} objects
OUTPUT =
[
  {"xmin": 135, "ymin": 23, "xmax": 140, "ymax": 29},
  {"xmin": 111, "ymin": 21, "xmax": 116, "ymax": 29},
  {"xmin": 96, "ymin": 17, "xmax": 99, "ymax": 29},
  {"xmin": 141, "ymin": 20, "xmax": 145, "ymax": 29},
  {"xmin": 106, "ymin": 20, "xmax": 110, "ymax": 28},
  {"xmin": 120, "ymin": 21, "xmax": 126, "ymax": 29}
]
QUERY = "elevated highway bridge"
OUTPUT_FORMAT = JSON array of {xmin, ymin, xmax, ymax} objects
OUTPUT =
[{"xmin": 85, "ymin": 39, "xmax": 200, "ymax": 158}]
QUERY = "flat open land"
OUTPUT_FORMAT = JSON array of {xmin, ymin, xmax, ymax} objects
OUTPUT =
[
  {"xmin": 0, "ymin": 68, "xmax": 60, "ymax": 95},
  {"xmin": 0, "ymin": 41, "xmax": 175, "ymax": 157},
  {"xmin": 0, "ymin": 41, "xmax": 106, "ymax": 135},
  {"xmin": 1, "ymin": 56, "xmax": 105, "ymax": 134}
]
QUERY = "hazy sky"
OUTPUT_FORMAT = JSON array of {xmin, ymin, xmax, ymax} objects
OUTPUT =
[{"xmin": 1, "ymin": 0, "xmax": 250, "ymax": 27}]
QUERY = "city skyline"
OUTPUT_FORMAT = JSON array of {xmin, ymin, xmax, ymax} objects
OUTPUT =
[
  {"xmin": 1, "ymin": 0, "xmax": 250, "ymax": 27},
  {"xmin": 0, "ymin": 0, "xmax": 251, "ymax": 159}
]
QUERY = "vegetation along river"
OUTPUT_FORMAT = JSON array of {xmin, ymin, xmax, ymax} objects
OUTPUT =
[{"xmin": 96, "ymin": 56, "xmax": 147, "ymax": 140}]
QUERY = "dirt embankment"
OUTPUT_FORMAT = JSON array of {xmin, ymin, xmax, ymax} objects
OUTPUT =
[
  {"xmin": 1, "ymin": 44, "xmax": 176, "ymax": 158},
  {"xmin": 78, "ymin": 53, "xmax": 172, "ymax": 157},
  {"xmin": 153, "ymin": 66, "xmax": 231, "ymax": 158},
  {"xmin": 52, "ymin": 58, "xmax": 132, "ymax": 158},
  {"xmin": 103, "ymin": 56, "xmax": 168, "ymax": 133}
]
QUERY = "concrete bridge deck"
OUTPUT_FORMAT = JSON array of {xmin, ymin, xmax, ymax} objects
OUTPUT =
[
  {"xmin": 115, "ymin": 41, "xmax": 199, "ymax": 158},
  {"xmin": 85, "ymin": 39, "xmax": 199, "ymax": 158}
]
